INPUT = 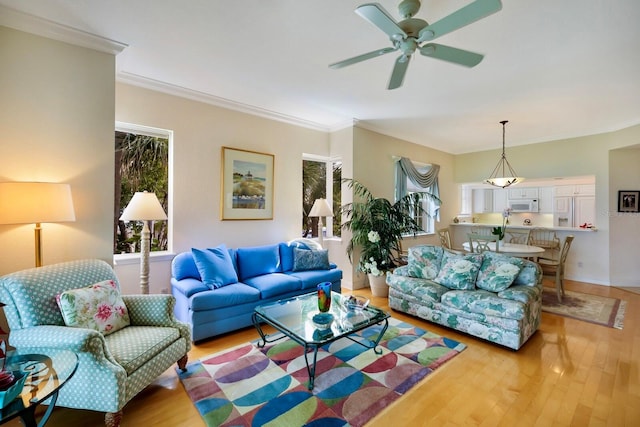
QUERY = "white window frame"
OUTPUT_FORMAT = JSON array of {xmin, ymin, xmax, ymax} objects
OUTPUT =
[
  {"xmin": 302, "ymin": 154, "xmax": 341, "ymax": 238},
  {"xmin": 113, "ymin": 122, "xmax": 174, "ymax": 265},
  {"xmin": 399, "ymin": 161, "xmax": 436, "ymax": 236}
]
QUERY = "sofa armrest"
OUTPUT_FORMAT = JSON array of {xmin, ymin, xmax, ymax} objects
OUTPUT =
[
  {"xmin": 391, "ymin": 265, "xmax": 410, "ymax": 276},
  {"xmin": 122, "ymin": 294, "xmax": 192, "ymax": 351},
  {"xmin": 9, "ymin": 325, "xmax": 120, "ymax": 364},
  {"xmin": 171, "ymin": 277, "xmax": 209, "ymax": 298}
]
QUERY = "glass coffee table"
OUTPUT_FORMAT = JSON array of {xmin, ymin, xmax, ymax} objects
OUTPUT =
[
  {"xmin": 0, "ymin": 349, "xmax": 78, "ymax": 426},
  {"xmin": 252, "ymin": 292, "xmax": 390, "ymax": 390}
]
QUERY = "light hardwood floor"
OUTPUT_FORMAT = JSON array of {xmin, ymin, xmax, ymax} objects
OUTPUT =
[{"xmin": 12, "ymin": 279, "xmax": 640, "ymax": 426}]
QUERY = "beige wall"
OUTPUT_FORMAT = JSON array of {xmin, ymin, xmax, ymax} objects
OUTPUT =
[
  {"xmin": 609, "ymin": 139, "xmax": 640, "ymax": 286},
  {"xmin": 347, "ymin": 127, "xmax": 457, "ymax": 288},
  {"xmin": 0, "ymin": 26, "xmax": 115, "ymax": 274}
]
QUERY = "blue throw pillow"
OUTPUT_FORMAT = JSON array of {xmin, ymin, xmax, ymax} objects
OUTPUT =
[
  {"xmin": 292, "ymin": 247, "xmax": 330, "ymax": 271},
  {"xmin": 191, "ymin": 246, "xmax": 238, "ymax": 289}
]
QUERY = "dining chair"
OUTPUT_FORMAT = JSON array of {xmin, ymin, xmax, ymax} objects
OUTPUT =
[
  {"xmin": 538, "ymin": 235, "xmax": 574, "ymax": 302},
  {"xmin": 467, "ymin": 233, "xmax": 500, "ymax": 253},
  {"xmin": 437, "ymin": 228, "xmax": 452, "ymax": 249},
  {"xmin": 528, "ymin": 228, "xmax": 561, "ymax": 261},
  {"xmin": 505, "ymin": 229, "xmax": 531, "ymax": 244}
]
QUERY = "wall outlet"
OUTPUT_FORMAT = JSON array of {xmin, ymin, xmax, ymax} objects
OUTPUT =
[
  {"xmin": 161, "ymin": 287, "xmax": 169, "ymax": 294},
  {"xmin": 577, "ymin": 262, "xmax": 584, "ymax": 268}
]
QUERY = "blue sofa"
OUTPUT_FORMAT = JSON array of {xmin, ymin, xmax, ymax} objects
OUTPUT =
[{"xmin": 171, "ymin": 240, "xmax": 343, "ymax": 342}]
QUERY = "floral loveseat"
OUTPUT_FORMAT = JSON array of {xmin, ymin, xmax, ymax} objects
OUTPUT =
[{"xmin": 387, "ymin": 245, "xmax": 542, "ymax": 350}]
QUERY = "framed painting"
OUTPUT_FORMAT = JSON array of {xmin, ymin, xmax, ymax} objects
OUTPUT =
[
  {"xmin": 221, "ymin": 147, "xmax": 274, "ymax": 220},
  {"xmin": 618, "ymin": 190, "xmax": 639, "ymax": 213}
]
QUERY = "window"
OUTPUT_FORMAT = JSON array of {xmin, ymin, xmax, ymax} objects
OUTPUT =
[
  {"xmin": 114, "ymin": 123, "xmax": 171, "ymax": 255},
  {"xmin": 302, "ymin": 156, "xmax": 341, "ymax": 238},
  {"xmin": 405, "ymin": 173, "xmax": 436, "ymax": 234},
  {"xmin": 395, "ymin": 159, "xmax": 440, "ymax": 235}
]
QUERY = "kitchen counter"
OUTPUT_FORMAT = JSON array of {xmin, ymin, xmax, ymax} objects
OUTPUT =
[{"xmin": 450, "ymin": 223, "xmax": 597, "ymax": 232}]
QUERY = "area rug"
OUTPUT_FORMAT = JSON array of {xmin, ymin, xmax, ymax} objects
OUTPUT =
[
  {"xmin": 542, "ymin": 288, "xmax": 626, "ymax": 329},
  {"xmin": 177, "ymin": 318, "xmax": 466, "ymax": 426}
]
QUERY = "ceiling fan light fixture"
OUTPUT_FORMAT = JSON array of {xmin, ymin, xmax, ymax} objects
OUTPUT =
[{"xmin": 484, "ymin": 120, "xmax": 524, "ymax": 189}]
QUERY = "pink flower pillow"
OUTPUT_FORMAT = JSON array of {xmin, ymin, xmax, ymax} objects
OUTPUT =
[{"xmin": 57, "ymin": 280, "xmax": 130, "ymax": 335}]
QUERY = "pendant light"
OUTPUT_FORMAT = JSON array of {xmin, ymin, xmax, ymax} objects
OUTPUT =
[{"xmin": 484, "ymin": 120, "xmax": 524, "ymax": 188}]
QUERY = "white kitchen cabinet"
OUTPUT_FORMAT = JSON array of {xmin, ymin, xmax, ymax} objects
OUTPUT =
[
  {"xmin": 575, "ymin": 196, "xmax": 596, "ymax": 226},
  {"xmin": 538, "ymin": 187, "xmax": 554, "ymax": 213},
  {"xmin": 473, "ymin": 189, "xmax": 493, "ymax": 213},
  {"xmin": 508, "ymin": 187, "xmax": 539, "ymax": 199},
  {"xmin": 493, "ymin": 189, "xmax": 508, "ymax": 212},
  {"xmin": 554, "ymin": 197, "xmax": 572, "ymax": 227},
  {"xmin": 556, "ymin": 184, "xmax": 595, "ymax": 197}
]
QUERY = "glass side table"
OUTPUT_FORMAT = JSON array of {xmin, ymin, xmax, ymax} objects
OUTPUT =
[{"xmin": 0, "ymin": 349, "xmax": 78, "ymax": 427}]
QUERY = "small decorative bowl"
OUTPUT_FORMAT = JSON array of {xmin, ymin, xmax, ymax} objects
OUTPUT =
[
  {"xmin": 0, "ymin": 370, "xmax": 27, "ymax": 408},
  {"xmin": 343, "ymin": 295, "xmax": 369, "ymax": 311},
  {"xmin": 312, "ymin": 313, "xmax": 334, "ymax": 330}
]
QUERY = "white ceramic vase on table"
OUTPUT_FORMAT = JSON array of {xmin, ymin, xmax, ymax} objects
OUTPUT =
[{"xmin": 367, "ymin": 273, "xmax": 389, "ymax": 297}]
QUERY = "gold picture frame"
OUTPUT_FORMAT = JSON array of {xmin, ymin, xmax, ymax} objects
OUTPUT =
[{"xmin": 221, "ymin": 147, "xmax": 274, "ymax": 220}]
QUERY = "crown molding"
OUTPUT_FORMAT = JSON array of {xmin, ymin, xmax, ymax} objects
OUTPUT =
[
  {"xmin": 0, "ymin": 5, "xmax": 127, "ymax": 55},
  {"xmin": 117, "ymin": 71, "xmax": 344, "ymax": 133}
]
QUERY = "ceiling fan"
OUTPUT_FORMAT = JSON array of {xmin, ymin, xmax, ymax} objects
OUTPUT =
[{"xmin": 329, "ymin": 0, "xmax": 502, "ymax": 90}]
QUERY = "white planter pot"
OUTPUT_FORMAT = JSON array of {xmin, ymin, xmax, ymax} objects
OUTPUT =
[{"xmin": 367, "ymin": 273, "xmax": 389, "ymax": 297}]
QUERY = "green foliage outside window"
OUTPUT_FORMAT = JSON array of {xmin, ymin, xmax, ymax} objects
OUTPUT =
[{"xmin": 114, "ymin": 131, "xmax": 169, "ymax": 254}]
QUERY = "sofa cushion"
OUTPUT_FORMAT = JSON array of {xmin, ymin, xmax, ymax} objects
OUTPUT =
[
  {"xmin": 498, "ymin": 285, "xmax": 541, "ymax": 304},
  {"xmin": 406, "ymin": 245, "xmax": 444, "ymax": 279},
  {"xmin": 292, "ymin": 248, "xmax": 330, "ymax": 271},
  {"xmin": 434, "ymin": 252, "xmax": 483, "ymax": 290},
  {"xmin": 287, "ymin": 268, "xmax": 343, "ymax": 290},
  {"xmin": 513, "ymin": 260, "xmax": 541, "ymax": 287},
  {"xmin": 105, "ymin": 325, "xmax": 179, "ymax": 374},
  {"xmin": 440, "ymin": 290, "xmax": 526, "ymax": 320},
  {"xmin": 191, "ymin": 246, "xmax": 238, "ymax": 289},
  {"xmin": 56, "ymin": 280, "xmax": 130, "ymax": 335},
  {"xmin": 387, "ymin": 273, "xmax": 449, "ymax": 304},
  {"xmin": 190, "ymin": 283, "xmax": 261, "ymax": 311},
  {"xmin": 243, "ymin": 273, "xmax": 302, "ymax": 299},
  {"xmin": 236, "ymin": 244, "xmax": 281, "ymax": 280},
  {"xmin": 476, "ymin": 252, "xmax": 524, "ymax": 292},
  {"xmin": 279, "ymin": 240, "xmax": 313, "ymax": 272}
]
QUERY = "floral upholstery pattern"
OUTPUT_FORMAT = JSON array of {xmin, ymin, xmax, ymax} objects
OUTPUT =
[
  {"xmin": 406, "ymin": 245, "xmax": 444, "ymax": 279},
  {"xmin": 0, "ymin": 259, "xmax": 191, "ymax": 420},
  {"xmin": 476, "ymin": 252, "xmax": 524, "ymax": 292},
  {"xmin": 387, "ymin": 245, "xmax": 542, "ymax": 350},
  {"xmin": 57, "ymin": 280, "xmax": 130, "ymax": 335},
  {"xmin": 434, "ymin": 252, "xmax": 483, "ymax": 290}
]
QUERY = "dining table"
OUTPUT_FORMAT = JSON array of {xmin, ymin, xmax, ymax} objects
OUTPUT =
[{"xmin": 462, "ymin": 241, "xmax": 545, "ymax": 258}]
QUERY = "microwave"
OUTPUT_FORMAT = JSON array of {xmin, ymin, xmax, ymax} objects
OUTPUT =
[{"xmin": 509, "ymin": 199, "xmax": 539, "ymax": 212}]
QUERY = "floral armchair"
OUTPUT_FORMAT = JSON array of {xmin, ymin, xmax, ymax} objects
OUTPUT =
[{"xmin": 0, "ymin": 259, "xmax": 191, "ymax": 427}]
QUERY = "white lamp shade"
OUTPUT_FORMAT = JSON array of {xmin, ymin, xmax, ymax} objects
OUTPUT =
[
  {"xmin": 0, "ymin": 182, "xmax": 76, "ymax": 224},
  {"xmin": 120, "ymin": 191, "xmax": 167, "ymax": 221},
  {"xmin": 309, "ymin": 198, "xmax": 333, "ymax": 217}
]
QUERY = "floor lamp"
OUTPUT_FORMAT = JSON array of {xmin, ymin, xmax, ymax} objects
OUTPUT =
[
  {"xmin": 120, "ymin": 191, "xmax": 167, "ymax": 294},
  {"xmin": 309, "ymin": 198, "xmax": 333, "ymax": 249},
  {"xmin": 0, "ymin": 182, "xmax": 76, "ymax": 267}
]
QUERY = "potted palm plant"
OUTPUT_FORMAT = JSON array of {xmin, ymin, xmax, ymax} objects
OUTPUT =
[{"xmin": 340, "ymin": 179, "xmax": 438, "ymax": 296}]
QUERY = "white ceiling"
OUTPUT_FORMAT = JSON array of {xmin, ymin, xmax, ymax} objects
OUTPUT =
[{"xmin": 2, "ymin": 0, "xmax": 639, "ymax": 154}]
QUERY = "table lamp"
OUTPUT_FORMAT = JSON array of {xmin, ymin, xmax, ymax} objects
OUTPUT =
[
  {"xmin": 0, "ymin": 182, "xmax": 76, "ymax": 267},
  {"xmin": 309, "ymin": 198, "xmax": 333, "ymax": 248},
  {"xmin": 120, "ymin": 191, "xmax": 167, "ymax": 294}
]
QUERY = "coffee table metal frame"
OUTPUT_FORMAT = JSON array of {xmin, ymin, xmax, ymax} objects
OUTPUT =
[{"xmin": 252, "ymin": 292, "xmax": 390, "ymax": 390}]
